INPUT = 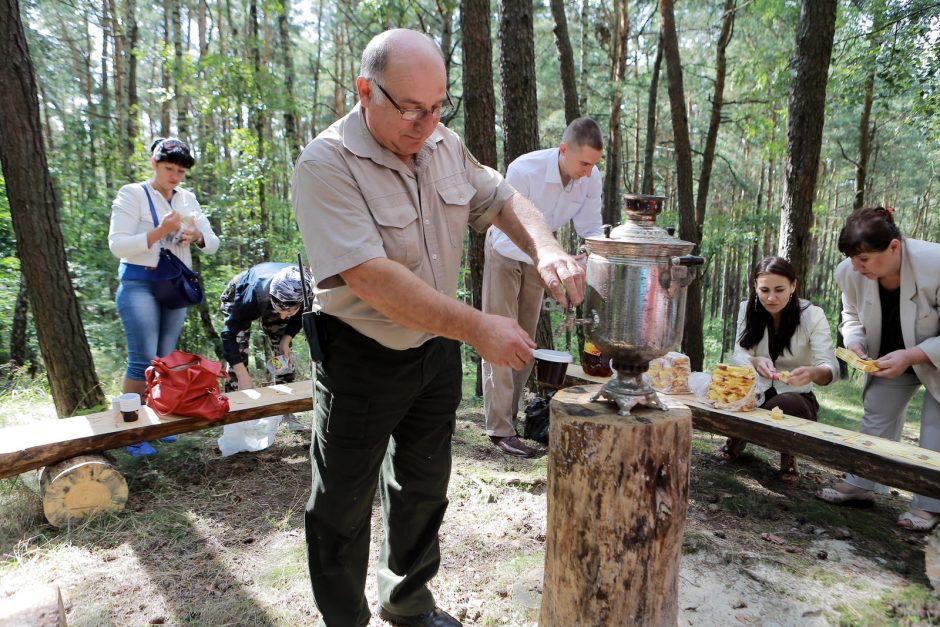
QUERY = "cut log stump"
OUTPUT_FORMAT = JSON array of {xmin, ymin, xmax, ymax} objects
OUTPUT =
[
  {"xmin": 39, "ymin": 455, "xmax": 128, "ymax": 528},
  {"xmin": 0, "ymin": 584, "xmax": 67, "ymax": 626},
  {"xmin": 540, "ymin": 385, "xmax": 692, "ymax": 626}
]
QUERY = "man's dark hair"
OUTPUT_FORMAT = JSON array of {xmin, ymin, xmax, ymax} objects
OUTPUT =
[{"xmin": 561, "ymin": 117, "xmax": 603, "ymax": 151}]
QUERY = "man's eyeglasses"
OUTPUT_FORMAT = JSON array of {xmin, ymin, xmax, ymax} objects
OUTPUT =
[{"xmin": 372, "ymin": 80, "xmax": 454, "ymax": 122}]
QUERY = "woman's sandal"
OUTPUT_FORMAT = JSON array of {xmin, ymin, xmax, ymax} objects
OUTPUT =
[
  {"xmin": 898, "ymin": 510, "xmax": 940, "ymax": 531},
  {"xmin": 815, "ymin": 484, "xmax": 875, "ymax": 505},
  {"xmin": 715, "ymin": 438, "xmax": 747, "ymax": 462}
]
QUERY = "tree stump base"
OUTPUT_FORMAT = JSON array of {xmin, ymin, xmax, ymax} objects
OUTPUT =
[
  {"xmin": 0, "ymin": 584, "xmax": 67, "ymax": 626},
  {"xmin": 540, "ymin": 384, "xmax": 692, "ymax": 626},
  {"xmin": 39, "ymin": 455, "xmax": 128, "ymax": 528}
]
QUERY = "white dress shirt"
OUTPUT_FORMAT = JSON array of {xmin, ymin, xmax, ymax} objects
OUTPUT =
[{"xmin": 489, "ymin": 147, "xmax": 603, "ymax": 263}]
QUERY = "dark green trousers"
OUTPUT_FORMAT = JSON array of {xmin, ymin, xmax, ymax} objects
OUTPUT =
[{"xmin": 305, "ymin": 315, "xmax": 461, "ymax": 627}]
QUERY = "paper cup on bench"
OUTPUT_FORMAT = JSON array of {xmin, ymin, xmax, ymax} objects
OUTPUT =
[{"xmin": 534, "ymin": 349, "xmax": 574, "ymax": 390}]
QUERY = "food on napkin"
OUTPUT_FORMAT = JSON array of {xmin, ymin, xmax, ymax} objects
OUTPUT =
[
  {"xmin": 706, "ymin": 363, "xmax": 758, "ymax": 411},
  {"xmin": 648, "ymin": 351, "xmax": 691, "ymax": 394},
  {"xmin": 835, "ymin": 347, "xmax": 879, "ymax": 373}
]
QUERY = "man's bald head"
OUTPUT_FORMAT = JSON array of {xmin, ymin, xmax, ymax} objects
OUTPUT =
[{"xmin": 359, "ymin": 28, "xmax": 445, "ymax": 83}]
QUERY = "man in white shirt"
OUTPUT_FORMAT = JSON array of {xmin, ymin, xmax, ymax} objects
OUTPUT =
[{"xmin": 483, "ymin": 117, "xmax": 605, "ymax": 457}]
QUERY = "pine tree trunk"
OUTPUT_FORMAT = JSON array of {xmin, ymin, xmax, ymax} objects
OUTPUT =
[
  {"xmin": 278, "ymin": 0, "xmax": 302, "ymax": 162},
  {"xmin": 778, "ymin": 0, "xmax": 837, "ymax": 288},
  {"xmin": 161, "ymin": 5, "xmax": 171, "ymax": 136},
  {"xmin": 9, "ymin": 272, "xmax": 28, "ymax": 369},
  {"xmin": 641, "ymin": 32, "xmax": 663, "ymax": 195},
  {"xmin": 549, "ymin": 0, "xmax": 580, "ymax": 124},
  {"xmin": 660, "ymin": 0, "xmax": 703, "ymax": 371},
  {"xmin": 124, "ymin": 0, "xmax": 138, "ymax": 177},
  {"xmin": 601, "ymin": 0, "xmax": 629, "ymax": 227},
  {"xmin": 0, "ymin": 0, "xmax": 105, "ymax": 415},
  {"xmin": 461, "ymin": 0, "xmax": 499, "ymax": 396},
  {"xmin": 498, "ymin": 0, "xmax": 539, "ymax": 165}
]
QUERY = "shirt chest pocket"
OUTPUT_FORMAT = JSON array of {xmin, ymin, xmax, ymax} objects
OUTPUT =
[
  {"xmin": 367, "ymin": 194, "xmax": 421, "ymax": 269},
  {"xmin": 436, "ymin": 182, "xmax": 475, "ymax": 248}
]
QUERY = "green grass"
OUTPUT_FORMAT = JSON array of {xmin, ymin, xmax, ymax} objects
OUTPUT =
[{"xmin": 815, "ymin": 376, "xmax": 926, "ymax": 436}]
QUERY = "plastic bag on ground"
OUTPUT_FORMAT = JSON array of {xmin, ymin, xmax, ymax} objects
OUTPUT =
[
  {"xmin": 217, "ymin": 416, "xmax": 282, "ymax": 457},
  {"xmin": 523, "ymin": 391, "xmax": 555, "ymax": 444}
]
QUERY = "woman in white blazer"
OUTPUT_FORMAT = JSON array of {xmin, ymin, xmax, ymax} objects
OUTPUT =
[
  {"xmin": 817, "ymin": 207, "xmax": 940, "ymax": 531},
  {"xmin": 717, "ymin": 257, "xmax": 839, "ymax": 476},
  {"xmin": 108, "ymin": 138, "xmax": 220, "ymax": 456}
]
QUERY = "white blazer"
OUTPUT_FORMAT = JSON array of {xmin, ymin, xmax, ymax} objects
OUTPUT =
[
  {"xmin": 108, "ymin": 181, "xmax": 220, "ymax": 269},
  {"xmin": 731, "ymin": 299, "xmax": 839, "ymax": 395},
  {"xmin": 836, "ymin": 237, "xmax": 940, "ymax": 401}
]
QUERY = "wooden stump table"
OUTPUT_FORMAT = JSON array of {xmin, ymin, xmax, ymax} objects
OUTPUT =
[{"xmin": 540, "ymin": 384, "xmax": 692, "ymax": 626}]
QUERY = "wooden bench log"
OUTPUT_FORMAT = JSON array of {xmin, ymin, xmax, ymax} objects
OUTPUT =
[
  {"xmin": 0, "ymin": 380, "xmax": 313, "ymax": 481},
  {"xmin": 540, "ymin": 385, "xmax": 691, "ymax": 626},
  {"xmin": 0, "ymin": 585, "xmax": 67, "ymax": 626},
  {"xmin": 39, "ymin": 455, "xmax": 128, "ymax": 528}
]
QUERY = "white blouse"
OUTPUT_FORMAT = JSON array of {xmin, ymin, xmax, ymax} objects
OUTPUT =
[
  {"xmin": 108, "ymin": 181, "xmax": 220, "ymax": 269},
  {"xmin": 730, "ymin": 299, "xmax": 840, "ymax": 394}
]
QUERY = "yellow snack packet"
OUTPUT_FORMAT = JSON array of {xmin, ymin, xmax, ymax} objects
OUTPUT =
[{"xmin": 835, "ymin": 347, "xmax": 879, "ymax": 373}]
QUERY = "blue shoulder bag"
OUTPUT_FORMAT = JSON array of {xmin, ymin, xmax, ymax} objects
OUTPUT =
[{"xmin": 142, "ymin": 184, "xmax": 204, "ymax": 309}]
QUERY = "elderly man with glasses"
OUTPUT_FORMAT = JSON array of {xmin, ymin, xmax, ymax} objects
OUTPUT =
[{"xmin": 293, "ymin": 28, "xmax": 583, "ymax": 627}]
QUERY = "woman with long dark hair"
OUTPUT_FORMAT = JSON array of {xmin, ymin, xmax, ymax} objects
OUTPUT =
[
  {"xmin": 816, "ymin": 207, "xmax": 940, "ymax": 531},
  {"xmin": 716, "ymin": 256, "xmax": 839, "ymax": 476}
]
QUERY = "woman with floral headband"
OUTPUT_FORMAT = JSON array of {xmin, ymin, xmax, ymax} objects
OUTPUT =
[
  {"xmin": 816, "ymin": 207, "xmax": 940, "ymax": 531},
  {"xmin": 108, "ymin": 138, "xmax": 220, "ymax": 456}
]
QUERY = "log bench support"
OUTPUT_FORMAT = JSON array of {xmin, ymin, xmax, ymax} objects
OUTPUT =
[
  {"xmin": 1, "ymin": 381, "xmax": 314, "ymax": 527},
  {"xmin": 540, "ymin": 384, "xmax": 692, "ymax": 625}
]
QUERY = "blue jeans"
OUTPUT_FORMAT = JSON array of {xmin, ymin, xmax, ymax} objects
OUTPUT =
[{"xmin": 116, "ymin": 280, "xmax": 188, "ymax": 381}]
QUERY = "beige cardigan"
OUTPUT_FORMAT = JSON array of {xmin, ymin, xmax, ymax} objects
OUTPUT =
[{"xmin": 731, "ymin": 299, "xmax": 839, "ymax": 395}]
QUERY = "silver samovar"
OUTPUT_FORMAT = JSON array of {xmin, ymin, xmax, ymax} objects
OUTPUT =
[{"xmin": 577, "ymin": 194, "xmax": 704, "ymax": 415}]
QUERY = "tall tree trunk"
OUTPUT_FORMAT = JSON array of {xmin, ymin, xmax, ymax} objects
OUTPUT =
[
  {"xmin": 499, "ymin": 0, "xmax": 551, "ymax": 350},
  {"xmin": 660, "ymin": 0, "xmax": 702, "ymax": 370},
  {"xmin": 100, "ymin": 0, "xmax": 114, "ymax": 194},
  {"xmin": 550, "ymin": 0, "xmax": 580, "ymax": 124},
  {"xmin": 461, "ymin": 0, "xmax": 498, "ymax": 396},
  {"xmin": 578, "ymin": 0, "xmax": 588, "ymax": 115},
  {"xmin": 172, "ymin": 0, "xmax": 187, "ymax": 136},
  {"xmin": 161, "ymin": 4, "xmax": 171, "ymax": 136},
  {"xmin": 778, "ymin": 0, "xmax": 837, "ymax": 289},
  {"xmin": 601, "ymin": 0, "xmax": 629, "ymax": 227},
  {"xmin": 124, "ymin": 0, "xmax": 138, "ymax": 176},
  {"xmin": 694, "ymin": 0, "xmax": 735, "ymax": 227},
  {"xmin": 248, "ymin": 0, "xmax": 269, "ymax": 262},
  {"xmin": 278, "ymin": 0, "xmax": 302, "ymax": 162},
  {"xmin": 641, "ymin": 31, "xmax": 663, "ymax": 195},
  {"xmin": 0, "ymin": 0, "xmax": 105, "ymax": 415},
  {"xmin": 499, "ymin": 0, "xmax": 539, "ymax": 165},
  {"xmin": 854, "ymin": 10, "xmax": 883, "ymax": 211},
  {"xmin": 310, "ymin": 0, "xmax": 324, "ymax": 137},
  {"xmin": 9, "ymin": 272, "xmax": 28, "ymax": 369}
]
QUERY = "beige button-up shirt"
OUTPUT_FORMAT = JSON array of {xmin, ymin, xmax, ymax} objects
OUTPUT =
[{"xmin": 293, "ymin": 103, "xmax": 515, "ymax": 350}]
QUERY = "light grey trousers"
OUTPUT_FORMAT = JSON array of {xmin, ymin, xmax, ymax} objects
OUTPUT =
[
  {"xmin": 481, "ymin": 238, "xmax": 544, "ymax": 438},
  {"xmin": 845, "ymin": 372, "xmax": 940, "ymax": 512}
]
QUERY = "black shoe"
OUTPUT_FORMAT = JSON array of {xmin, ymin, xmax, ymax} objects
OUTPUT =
[
  {"xmin": 489, "ymin": 435, "xmax": 536, "ymax": 458},
  {"xmin": 376, "ymin": 605, "xmax": 462, "ymax": 627}
]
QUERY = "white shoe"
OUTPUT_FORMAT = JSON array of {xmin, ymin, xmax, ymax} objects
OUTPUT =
[{"xmin": 283, "ymin": 413, "xmax": 309, "ymax": 432}]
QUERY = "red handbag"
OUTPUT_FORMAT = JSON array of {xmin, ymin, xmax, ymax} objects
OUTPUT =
[{"xmin": 145, "ymin": 351, "xmax": 230, "ymax": 419}]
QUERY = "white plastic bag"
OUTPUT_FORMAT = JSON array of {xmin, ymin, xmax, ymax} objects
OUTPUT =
[{"xmin": 217, "ymin": 416, "xmax": 283, "ymax": 457}]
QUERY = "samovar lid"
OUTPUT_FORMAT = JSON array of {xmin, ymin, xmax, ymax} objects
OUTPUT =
[{"xmin": 585, "ymin": 193, "xmax": 694, "ymax": 258}]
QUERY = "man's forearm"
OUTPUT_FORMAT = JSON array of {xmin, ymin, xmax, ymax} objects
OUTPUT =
[
  {"xmin": 491, "ymin": 193, "xmax": 563, "ymax": 262},
  {"xmin": 341, "ymin": 258, "xmax": 483, "ymax": 344}
]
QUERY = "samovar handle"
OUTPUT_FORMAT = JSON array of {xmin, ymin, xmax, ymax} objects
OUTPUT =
[{"xmin": 670, "ymin": 255, "xmax": 705, "ymax": 267}]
